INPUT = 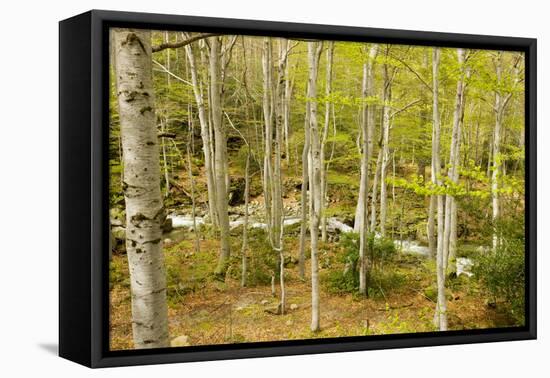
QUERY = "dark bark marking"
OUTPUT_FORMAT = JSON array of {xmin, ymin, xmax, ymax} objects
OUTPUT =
[{"xmin": 140, "ymin": 106, "xmax": 153, "ymax": 115}]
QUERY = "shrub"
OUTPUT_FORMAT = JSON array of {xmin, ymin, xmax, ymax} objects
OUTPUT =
[
  {"xmin": 473, "ymin": 216, "xmax": 525, "ymax": 324},
  {"xmin": 237, "ymin": 229, "xmax": 278, "ymax": 286},
  {"xmin": 326, "ymin": 233, "xmax": 399, "ymax": 297}
]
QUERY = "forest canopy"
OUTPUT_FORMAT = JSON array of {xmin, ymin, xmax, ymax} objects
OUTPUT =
[{"xmin": 109, "ymin": 29, "xmax": 526, "ymax": 350}]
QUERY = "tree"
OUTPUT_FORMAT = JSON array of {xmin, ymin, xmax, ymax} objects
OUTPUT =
[
  {"xmin": 358, "ymin": 44, "xmax": 379, "ymax": 296},
  {"xmin": 113, "ymin": 28, "xmax": 169, "ymax": 348},
  {"xmin": 491, "ymin": 52, "xmax": 521, "ymax": 250},
  {"xmin": 184, "ymin": 37, "xmax": 218, "ymax": 226},
  {"xmin": 262, "ymin": 38, "xmax": 274, "ymax": 247},
  {"xmin": 434, "ymin": 47, "xmax": 467, "ymax": 330},
  {"xmin": 307, "ymin": 41, "xmax": 323, "ymax": 332},
  {"xmin": 210, "ymin": 36, "xmax": 232, "ymax": 277},
  {"xmin": 320, "ymin": 41, "xmax": 334, "ymax": 242},
  {"xmin": 442, "ymin": 48, "xmax": 468, "ymax": 270},
  {"xmin": 298, "ymin": 82, "xmax": 311, "ymax": 281},
  {"xmin": 432, "ymin": 46, "xmax": 447, "ymax": 331},
  {"xmin": 379, "ymin": 46, "xmax": 397, "ymax": 237},
  {"xmin": 274, "ymin": 39, "xmax": 290, "ymax": 313}
]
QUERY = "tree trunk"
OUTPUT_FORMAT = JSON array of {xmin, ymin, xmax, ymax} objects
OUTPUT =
[
  {"xmin": 283, "ymin": 59, "xmax": 294, "ymax": 167},
  {"xmin": 114, "ymin": 29, "xmax": 169, "ymax": 348},
  {"xmin": 210, "ymin": 37, "xmax": 231, "ymax": 277},
  {"xmin": 358, "ymin": 44, "xmax": 378, "ymax": 296},
  {"xmin": 184, "ymin": 40, "xmax": 218, "ymax": 226},
  {"xmin": 307, "ymin": 41, "xmax": 323, "ymax": 332},
  {"xmin": 370, "ymin": 149, "xmax": 382, "ymax": 232},
  {"xmin": 241, "ymin": 152, "xmax": 250, "ymax": 287},
  {"xmin": 427, "ymin": 193, "xmax": 437, "ymax": 259},
  {"xmin": 321, "ymin": 41, "xmax": 334, "ymax": 242},
  {"xmin": 262, "ymin": 38, "xmax": 274, "ymax": 242},
  {"xmin": 160, "ymin": 117, "xmax": 170, "ymax": 197},
  {"xmin": 379, "ymin": 57, "xmax": 393, "ymax": 237},
  {"xmin": 274, "ymin": 38, "xmax": 289, "ymax": 313},
  {"xmin": 187, "ymin": 105, "xmax": 200, "ymax": 254},
  {"xmin": 298, "ymin": 97, "xmax": 311, "ymax": 281},
  {"xmin": 442, "ymin": 48, "xmax": 467, "ymax": 270},
  {"xmin": 432, "ymin": 47, "xmax": 448, "ymax": 331},
  {"xmin": 492, "ymin": 52, "xmax": 504, "ymax": 251}
]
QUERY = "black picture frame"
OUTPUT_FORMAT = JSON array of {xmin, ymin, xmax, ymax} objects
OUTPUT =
[{"xmin": 59, "ymin": 9, "xmax": 537, "ymax": 368}]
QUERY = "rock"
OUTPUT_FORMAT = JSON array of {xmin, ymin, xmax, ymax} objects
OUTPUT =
[
  {"xmin": 169, "ymin": 214, "xmax": 206, "ymax": 229},
  {"xmin": 164, "ymin": 238, "xmax": 173, "ymax": 245},
  {"xmin": 327, "ymin": 218, "xmax": 354, "ymax": 234},
  {"xmin": 171, "ymin": 335, "xmax": 190, "ymax": 347},
  {"xmin": 456, "ymin": 257, "xmax": 474, "ymax": 277},
  {"xmin": 289, "ymin": 303, "xmax": 298, "ymax": 310},
  {"xmin": 264, "ymin": 304, "xmax": 282, "ymax": 315},
  {"xmin": 162, "ymin": 217, "xmax": 173, "ymax": 233},
  {"xmin": 260, "ymin": 299, "xmax": 269, "ymax": 305}
]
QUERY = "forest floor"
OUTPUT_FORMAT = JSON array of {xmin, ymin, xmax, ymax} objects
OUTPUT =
[{"xmin": 109, "ymin": 230, "xmax": 517, "ymax": 350}]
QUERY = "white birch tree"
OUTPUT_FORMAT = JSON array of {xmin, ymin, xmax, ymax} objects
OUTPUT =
[
  {"xmin": 210, "ymin": 36, "xmax": 232, "ymax": 277},
  {"xmin": 432, "ymin": 47, "xmax": 448, "ymax": 331},
  {"xmin": 114, "ymin": 29, "xmax": 169, "ymax": 348},
  {"xmin": 307, "ymin": 41, "xmax": 323, "ymax": 332},
  {"xmin": 358, "ymin": 44, "xmax": 379, "ymax": 295}
]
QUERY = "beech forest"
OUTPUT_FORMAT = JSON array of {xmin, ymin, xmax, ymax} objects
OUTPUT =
[{"xmin": 108, "ymin": 28, "xmax": 526, "ymax": 350}]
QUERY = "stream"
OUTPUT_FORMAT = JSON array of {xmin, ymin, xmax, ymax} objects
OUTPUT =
[{"xmin": 165, "ymin": 213, "xmax": 475, "ymax": 277}]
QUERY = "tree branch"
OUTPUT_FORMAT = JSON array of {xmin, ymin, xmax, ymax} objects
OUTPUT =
[
  {"xmin": 152, "ymin": 60, "xmax": 193, "ymax": 85},
  {"xmin": 389, "ymin": 53, "xmax": 433, "ymax": 93},
  {"xmin": 152, "ymin": 33, "xmax": 221, "ymax": 53},
  {"xmin": 390, "ymin": 99, "xmax": 422, "ymax": 118}
]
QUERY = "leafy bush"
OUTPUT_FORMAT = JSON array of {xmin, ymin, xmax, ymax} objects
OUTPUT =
[
  {"xmin": 326, "ymin": 233, "xmax": 398, "ymax": 296},
  {"xmin": 370, "ymin": 234, "xmax": 397, "ymax": 264},
  {"xmin": 237, "ymin": 229, "xmax": 278, "ymax": 286},
  {"xmin": 473, "ymin": 216, "xmax": 525, "ymax": 323}
]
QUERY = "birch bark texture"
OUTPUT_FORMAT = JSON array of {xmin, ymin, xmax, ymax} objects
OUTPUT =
[
  {"xmin": 358, "ymin": 44, "xmax": 379, "ymax": 296},
  {"xmin": 210, "ymin": 36, "xmax": 232, "ymax": 277},
  {"xmin": 442, "ymin": 48, "xmax": 467, "ymax": 270},
  {"xmin": 379, "ymin": 51, "xmax": 394, "ymax": 237},
  {"xmin": 432, "ymin": 47, "xmax": 447, "ymax": 331},
  {"xmin": 184, "ymin": 38, "xmax": 218, "ymax": 226},
  {"xmin": 298, "ymin": 93, "xmax": 311, "ymax": 281},
  {"xmin": 491, "ymin": 51, "xmax": 520, "ymax": 250},
  {"xmin": 114, "ymin": 29, "xmax": 169, "ymax": 348},
  {"xmin": 320, "ymin": 41, "xmax": 334, "ymax": 242},
  {"xmin": 307, "ymin": 41, "xmax": 323, "ymax": 332}
]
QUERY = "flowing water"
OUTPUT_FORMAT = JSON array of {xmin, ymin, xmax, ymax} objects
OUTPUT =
[{"xmin": 166, "ymin": 213, "xmax": 475, "ymax": 275}]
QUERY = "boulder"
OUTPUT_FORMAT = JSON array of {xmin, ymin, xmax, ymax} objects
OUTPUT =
[
  {"xmin": 289, "ymin": 303, "xmax": 298, "ymax": 310},
  {"xmin": 171, "ymin": 335, "xmax": 190, "ymax": 347}
]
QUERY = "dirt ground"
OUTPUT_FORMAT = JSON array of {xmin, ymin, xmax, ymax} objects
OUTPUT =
[{"xmin": 109, "ymin": 234, "xmax": 516, "ymax": 351}]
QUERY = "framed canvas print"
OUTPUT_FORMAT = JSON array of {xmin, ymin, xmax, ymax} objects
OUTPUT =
[{"xmin": 59, "ymin": 10, "xmax": 536, "ymax": 368}]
